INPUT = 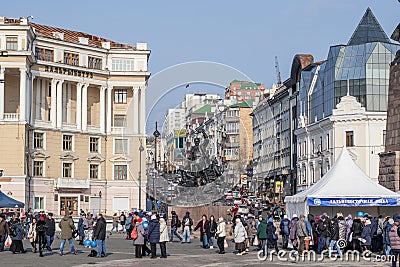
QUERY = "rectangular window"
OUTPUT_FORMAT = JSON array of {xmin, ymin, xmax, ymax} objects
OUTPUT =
[
  {"xmin": 63, "ymin": 162, "xmax": 72, "ymax": 178},
  {"xmin": 34, "ymin": 196, "xmax": 44, "ymax": 210},
  {"xmin": 115, "ymin": 138, "xmax": 128, "ymax": 154},
  {"xmin": 89, "ymin": 164, "xmax": 99, "ymax": 179},
  {"xmin": 89, "ymin": 137, "xmax": 99, "ymax": 153},
  {"xmin": 33, "ymin": 132, "xmax": 44, "ymax": 149},
  {"xmin": 112, "ymin": 59, "xmax": 135, "ymax": 71},
  {"xmin": 114, "ymin": 165, "xmax": 127, "ymax": 180},
  {"xmin": 88, "ymin": 56, "xmax": 102, "ymax": 70},
  {"xmin": 114, "ymin": 89, "xmax": 127, "ymax": 103},
  {"xmin": 327, "ymin": 134, "xmax": 330, "ymax": 149},
  {"xmin": 6, "ymin": 36, "xmax": 18, "ymax": 50},
  {"xmin": 113, "ymin": 115, "xmax": 126, "ymax": 127},
  {"xmin": 346, "ymin": 131, "xmax": 354, "ymax": 147},
  {"xmin": 63, "ymin": 135, "xmax": 73, "ymax": 151},
  {"xmin": 35, "ymin": 47, "xmax": 54, "ymax": 61},
  {"xmin": 64, "ymin": 52, "xmax": 79, "ymax": 66},
  {"xmin": 320, "ymin": 136, "xmax": 323, "ymax": 151},
  {"xmin": 33, "ymin": 161, "xmax": 43, "ymax": 177},
  {"xmin": 312, "ymin": 139, "xmax": 315, "ymax": 153}
]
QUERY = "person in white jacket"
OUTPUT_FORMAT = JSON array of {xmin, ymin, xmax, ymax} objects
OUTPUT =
[
  {"xmin": 216, "ymin": 217, "xmax": 226, "ymax": 254},
  {"xmin": 234, "ymin": 218, "xmax": 248, "ymax": 256},
  {"xmin": 159, "ymin": 217, "xmax": 169, "ymax": 258}
]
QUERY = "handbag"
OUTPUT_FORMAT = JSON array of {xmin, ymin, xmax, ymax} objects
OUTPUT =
[
  {"xmin": 272, "ymin": 233, "xmax": 278, "ymax": 240},
  {"xmin": 253, "ymin": 236, "xmax": 259, "ymax": 246},
  {"xmin": 224, "ymin": 239, "xmax": 228, "ymax": 248},
  {"xmin": 5, "ymin": 235, "xmax": 12, "ymax": 247}
]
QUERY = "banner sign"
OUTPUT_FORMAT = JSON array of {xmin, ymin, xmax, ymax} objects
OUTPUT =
[{"xmin": 308, "ymin": 197, "xmax": 400, "ymax": 207}]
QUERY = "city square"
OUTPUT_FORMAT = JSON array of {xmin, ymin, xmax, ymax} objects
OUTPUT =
[{"xmin": 1, "ymin": 1, "xmax": 400, "ymax": 267}]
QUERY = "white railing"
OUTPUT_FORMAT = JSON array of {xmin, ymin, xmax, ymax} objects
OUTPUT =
[
  {"xmin": 3, "ymin": 113, "xmax": 19, "ymax": 121},
  {"xmin": 56, "ymin": 178, "xmax": 90, "ymax": 189}
]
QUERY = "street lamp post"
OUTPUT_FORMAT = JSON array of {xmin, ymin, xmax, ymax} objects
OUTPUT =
[
  {"xmin": 153, "ymin": 122, "xmax": 161, "ymax": 209},
  {"xmin": 138, "ymin": 139, "xmax": 144, "ymax": 210}
]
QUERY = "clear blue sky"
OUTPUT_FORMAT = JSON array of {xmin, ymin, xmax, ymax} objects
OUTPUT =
[{"xmin": 3, "ymin": 1, "xmax": 400, "ymax": 132}]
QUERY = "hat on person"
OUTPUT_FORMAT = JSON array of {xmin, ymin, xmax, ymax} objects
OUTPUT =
[
  {"xmin": 137, "ymin": 218, "xmax": 143, "ymax": 223},
  {"xmin": 365, "ymin": 219, "xmax": 371, "ymax": 225},
  {"xmin": 293, "ymin": 214, "xmax": 298, "ymax": 218},
  {"xmin": 346, "ymin": 214, "xmax": 352, "ymax": 220},
  {"xmin": 283, "ymin": 215, "xmax": 288, "ymax": 219},
  {"xmin": 146, "ymin": 212, "xmax": 152, "ymax": 216},
  {"xmin": 337, "ymin": 212, "xmax": 343, "ymax": 218},
  {"xmin": 268, "ymin": 218, "xmax": 273, "ymax": 223},
  {"xmin": 48, "ymin": 212, "xmax": 53, "ymax": 216},
  {"xmin": 394, "ymin": 218, "xmax": 400, "ymax": 224},
  {"xmin": 218, "ymin": 217, "xmax": 224, "ymax": 222},
  {"xmin": 151, "ymin": 215, "xmax": 157, "ymax": 220},
  {"xmin": 235, "ymin": 218, "xmax": 241, "ymax": 223}
]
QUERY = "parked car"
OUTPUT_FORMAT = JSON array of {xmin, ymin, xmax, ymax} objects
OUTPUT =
[
  {"xmin": 232, "ymin": 191, "xmax": 240, "ymax": 198},
  {"xmin": 238, "ymin": 205, "xmax": 249, "ymax": 215},
  {"xmin": 247, "ymin": 196, "xmax": 257, "ymax": 205},
  {"xmin": 226, "ymin": 193, "xmax": 233, "ymax": 200},
  {"xmin": 233, "ymin": 197, "xmax": 242, "ymax": 205}
]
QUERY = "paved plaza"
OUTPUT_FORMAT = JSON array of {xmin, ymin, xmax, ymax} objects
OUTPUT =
[{"xmin": 0, "ymin": 232, "xmax": 394, "ymax": 267}]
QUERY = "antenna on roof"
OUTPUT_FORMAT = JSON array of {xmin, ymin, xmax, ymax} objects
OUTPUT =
[
  {"xmin": 275, "ymin": 56, "xmax": 282, "ymax": 86},
  {"xmin": 27, "ymin": 15, "xmax": 34, "ymax": 21}
]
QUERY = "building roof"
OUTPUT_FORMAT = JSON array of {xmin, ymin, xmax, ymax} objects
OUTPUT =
[
  {"xmin": 230, "ymin": 100, "xmax": 254, "ymax": 108},
  {"xmin": 348, "ymin": 7, "xmax": 390, "ymax": 46},
  {"xmin": 192, "ymin": 104, "xmax": 212, "ymax": 114}
]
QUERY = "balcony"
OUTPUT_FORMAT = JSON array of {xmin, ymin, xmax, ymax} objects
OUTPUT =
[
  {"xmin": 2, "ymin": 113, "xmax": 19, "ymax": 121},
  {"xmin": 225, "ymin": 142, "xmax": 240, "ymax": 148},
  {"xmin": 87, "ymin": 125, "xmax": 100, "ymax": 133},
  {"xmin": 56, "ymin": 178, "xmax": 90, "ymax": 189},
  {"xmin": 62, "ymin": 123, "xmax": 77, "ymax": 131},
  {"xmin": 34, "ymin": 120, "xmax": 52, "ymax": 128}
]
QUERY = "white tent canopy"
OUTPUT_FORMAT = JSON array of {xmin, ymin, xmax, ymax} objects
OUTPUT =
[{"xmin": 285, "ymin": 147, "xmax": 400, "ymax": 218}]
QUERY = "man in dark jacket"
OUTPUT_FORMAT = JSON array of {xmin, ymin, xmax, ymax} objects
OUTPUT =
[
  {"xmin": 147, "ymin": 215, "xmax": 160, "ymax": 259},
  {"xmin": 45, "ymin": 213, "xmax": 56, "ymax": 251},
  {"xmin": 280, "ymin": 215, "xmax": 290, "ymax": 249},
  {"xmin": 328, "ymin": 218, "xmax": 342, "ymax": 258},
  {"xmin": 316, "ymin": 215, "xmax": 330, "ymax": 253},
  {"xmin": 170, "ymin": 211, "xmax": 182, "ymax": 242},
  {"xmin": 36, "ymin": 214, "xmax": 47, "ymax": 257},
  {"xmin": 0, "ymin": 214, "xmax": 10, "ymax": 251},
  {"xmin": 94, "ymin": 214, "xmax": 107, "ymax": 257}
]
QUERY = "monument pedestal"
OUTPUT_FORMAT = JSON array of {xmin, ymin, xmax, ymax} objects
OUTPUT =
[{"xmin": 378, "ymin": 151, "xmax": 400, "ymax": 192}]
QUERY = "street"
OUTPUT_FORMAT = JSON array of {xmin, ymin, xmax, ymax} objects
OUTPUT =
[{"xmin": 0, "ymin": 231, "xmax": 393, "ymax": 267}]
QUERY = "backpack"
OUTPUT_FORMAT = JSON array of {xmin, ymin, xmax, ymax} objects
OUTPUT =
[{"xmin": 131, "ymin": 226, "xmax": 138, "ymax": 240}]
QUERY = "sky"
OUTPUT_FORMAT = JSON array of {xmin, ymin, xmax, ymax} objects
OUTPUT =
[{"xmin": 2, "ymin": 0, "xmax": 400, "ymax": 133}]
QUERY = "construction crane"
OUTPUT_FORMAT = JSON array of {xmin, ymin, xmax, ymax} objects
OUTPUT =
[{"xmin": 275, "ymin": 56, "xmax": 282, "ymax": 86}]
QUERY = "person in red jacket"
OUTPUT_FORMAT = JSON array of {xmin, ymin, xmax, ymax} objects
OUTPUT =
[{"xmin": 194, "ymin": 215, "xmax": 209, "ymax": 248}]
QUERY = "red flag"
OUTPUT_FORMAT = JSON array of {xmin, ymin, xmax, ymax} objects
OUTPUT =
[{"xmin": 185, "ymin": 84, "xmax": 190, "ymax": 88}]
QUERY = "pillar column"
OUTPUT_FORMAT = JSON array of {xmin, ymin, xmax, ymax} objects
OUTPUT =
[
  {"xmin": 0, "ymin": 68, "xmax": 5, "ymax": 120},
  {"xmin": 19, "ymin": 68, "xmax": 26, "ymax": 122},
  {"xmin": 81, "ymin": 83, "xmax": 88, "ymax": 131},
  {"xmin": 50, "ymin": 79, "xmax": 57, "ymax": 128},
  {"xmin": 106, "ymin": 87, "xmax": 112, "ymax": 134},
  {"xmin": 40, "ymin": 80, "xmax": 46, "ymax": 121},
  {"xmin": 100, "ymin": 86, "xmax": 106, "ymax": 133},
  {"xmin": 29, "ymin": 74, "xmax": 35, "ymax": 124},
  {"xmin": 35, "ymin": 78, "xmax": 41, "ymax": 120},
  {"xmin": 67, "ymin": 83, "xmax": 72, "ymax": 124},
  {"xmin": 139, "ymin": 86, "xmax": 146, "ymax": 134},
  {"xmin": 76, "ymin": 83, "xmax": 82, "ymax": 131},
  {"xmin": 56, "ymin": 79, "xmax": 64, "ymax": 128},
  {"xmin": 133, "ymin": 87, "xmax": 139, "ymax": 134}
]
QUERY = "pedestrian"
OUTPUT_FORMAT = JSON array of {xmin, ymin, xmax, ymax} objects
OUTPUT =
[
  {"xmin": 112, "ymin": 213, "xmax": 119, "ymax": 232},
  {"xmin": 384, "ymin": 217, "xmax": 394, "ymax": 256},
  {"xmin": 234, "ymin": 218, "xmax": 247, "ymax": 256},
  {"xmin": 9, "ymin": 218, "xmax": 25, "ymax": 254},
  {"xmin": 36, "ymin": 213, "xmax": 46, "ymax": 257},
  {"xmin": 86, "ymin": 213, "xmax": 95, "ymax": 244},
  {"xmin": 289, "ymin": 214, "xmax": 299, "ymax": 250},
  {"xmin": 376, "ymin": 215, "xmax": 384, "ymax": 254},
  {"xmin": 338, "ymin": 213, "xmax": 347, "ymax": 249},
  {"xmin": 350, "ymin": 216, "xmax": 363, "ymax": 252},
  {"xmin": 296, "ymin": 215, "xmax": 308, "ymax": 255},
  {"xmin": 181, "ymin": 211, "xmax": 193, "ymax": 243},
  {"xmin": 216, "ymin": 217, "xmax": 226, "ymax": 254},
  {"xmin": 279, "ymin": 215, "xmax": 290, "ymax": 249},
  {"xmin": 159, "ymin": 217, "xmax": 169, "ymax": 258},
  {"xmin": 133, "ymin": 218, "xmax": 145, "ymax": 258},
  {"xmin": 305, "ymin": 214, "xmax": 314, "ymax": 250},
  {"xmin": 24, "ymin": 211, "xmax": 33, "ymax": 238},
  {"xmin": 389, "ymin": 216, "xmax": 400, "ymax": 267},
  {"xmin": 361, "ymin": 219, "xmax": 372, "ymax": 251},
  {"xmin": 94, "ymin": 213, "xmax": 106, "ymax": 257},
  {"xmin": 169, "ymin": 211, "xmax": 182, "ymax": 242},
  {"xmin": 316, "ymin": 215, "xmax": 329, "ymax": 254},
  {"xmin": 28, "ymin": 217, "xmax": 38, "ymax": 253},
  {"xmin": 120, "ymin": 212, "xmax": 126, "ymax": 232},
  {"xmin": 328, "ymin": 218, "xmax": 342, "ymax": 258},
  {"xmin": 125, "ymin": 213, "xmax": 133, "ymax": 240},
  {"xmin": 45, "ymin": 212, "xmax": 56, "ymax": 251},
  {"xmin": 147, "ymin": 215, "xmax": 160, "ymax": 259},
  {"xmin": 206, "ymin": 215, "xmax": 217, "ymax": 250},
  {"xmin": 194, "ymin": 214, "xmax": 209, "ymax": 248},
  {"xmin": 267, "ymin": 218, "xmax": 279, "ymax": 253},
  {"xmin": 256, "ymin": 216, "xmax": 267, "ymax": 255},
  {"xmin": 59, "ymin": 212, "xmax": 77, "ymax": 256},
  {"xmin": 77, "ymin": 214, "xmax": 86, "ymax": 246},
  {"xmin": 245, "ymin": 214, "xmax": 257, "ymax": 250},
  {"xmin": 0, "ymin": 214, "xmax": 10, "ymax": 251}
]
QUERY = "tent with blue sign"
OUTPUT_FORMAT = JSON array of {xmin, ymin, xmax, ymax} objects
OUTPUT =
[{"xmin": 285, "ymin": 147, "xmax": 400, "ymax": 218}]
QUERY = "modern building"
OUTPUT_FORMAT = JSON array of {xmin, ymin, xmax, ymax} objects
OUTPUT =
[
  {"xmin": 0, "ymin": 17, "xmax": 150, "ymax": 215},
  {"xmin": 295, "ymin": 8, "xmax": 398, "ymax": 192}
]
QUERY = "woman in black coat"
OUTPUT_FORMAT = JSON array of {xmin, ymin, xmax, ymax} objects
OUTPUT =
[
  {"xmin": 266, "ymin": 218, "xmax": 278, "ymax": 253},
  {"xmin": 147, "ymin": 215, "xmax": 160, "ymax": 259},
  {"xmin": 206, "ymin": 215, "xmax": 217, "ymax": 249},
  {"xmin": 351, "ymin": 218, "xmax": 363, "ymax": 252},
  {"xmin": 10, "ymin": 218, "xmax": 26, "ymax": 254}
]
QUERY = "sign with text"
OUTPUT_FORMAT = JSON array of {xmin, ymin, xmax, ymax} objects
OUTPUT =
[{"xmin": 308, "ymin": 197, "xmax": 400, "ymax": 207}]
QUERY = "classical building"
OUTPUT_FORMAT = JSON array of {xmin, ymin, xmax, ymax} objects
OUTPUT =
[
  {"xmin": 225, "ymin": 80, "xmax": 265, "ymax": 103},
  {"xmin": 0, "ymin": 17, "xmax": 150, "ymax": 215},
  {"xmin": 295, "ymin": 8, "xmax": 397, "ymax": 192}
]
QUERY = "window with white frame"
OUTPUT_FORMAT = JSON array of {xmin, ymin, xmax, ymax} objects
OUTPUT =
[
  {"xmin": 6, "ymin": 36, "xmax": 18, "ymax": 50},
  {"xmin": 89, "ymin": 137, "xmax": 99, "ymax": 153},
  {"xmin": 34, "ymin": 196, "xmax": 44, "ymax": 210},
  {"xmin": 63, "ymin": 162, "xmax": 73, "ymax": 178},
  {"xmin": 112, "ymin": 59, "xmax": 135, "ymax": 71},
  {"xmin": 63, "ymin": 135, "xmax": 73, "ymax": 151},
  {"xmin": 34, "ymin": 132, "xmax": 44, "ymax": 149},
  {"xmin": 114, "ymin": 89, "xmax": 127, "ymax": 104},
  {"xmin": 114, "ymin": 138, "xmax": 128, "ymax": 154},
  {"xmin": 114, "ymin": 165, "xmax": 127, "ymax": 180},
  {"xmin": 226, "ymin": 122, "xmax": 239, "ymax": 134},
  {"xmin": 113, "ymin": 115, "xmax": 126, "ymax": 127},
  {"xmin": 90, "ymin": 164, "xmax": 99, "ymax": 179},
  {"xmin": 33, "ymin": 160, "xmax": 44, "ymax": 177}
]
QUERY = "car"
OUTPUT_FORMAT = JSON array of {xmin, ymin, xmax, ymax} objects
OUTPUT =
[
  {"xmin": 233, "ymin": 197, "xmax": 242, "ymax": 205},
  {"xmin": 238, "ymin": 205, "xmax": 249, "ymax": 215},
  {"xmin": 224, "ymin": 190, "xmax": 233, "ymax": 196},
  {"xmin": 232, "ymin": 191, "xmax": 240, "ymax": 198},
  {"xmin": 247, "ymin": 195, "xmax": 257, "ymax": 205},
  {"xmin": 225, "ymin": 193, "xmax": 233, "ymax": 200}
]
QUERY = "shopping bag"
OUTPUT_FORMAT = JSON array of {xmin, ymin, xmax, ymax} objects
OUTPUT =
[
  {"xmin": 287, "ymin": 239, "xmax": 294, "ymax": 249},
  {"xmin": 224, "ymin": 239, "xmax": 228, "ymax": 248},
  {"xmin": 5, "ymin": 236, "xmax": 12, "ymax": 247},
  {"xmin": 253, "ymin": 236, "xmax": 259, "ymax": 246}
]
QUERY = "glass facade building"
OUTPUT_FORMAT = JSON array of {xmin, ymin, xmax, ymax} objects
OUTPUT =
[{"xmin": 299, "ymin": 8, "xmax": 400, "ymax": 122}]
